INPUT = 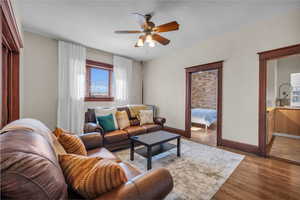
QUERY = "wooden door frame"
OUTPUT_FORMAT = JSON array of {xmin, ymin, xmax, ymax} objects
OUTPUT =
[
  {"xmin": 185, "ymin": 61, "xmax": 223, "ymax": 146},
  {"xmin": 258, "ymin": 44, "xmax": 300, "ymax": 156},
  {"xmin": 1, "ymin": 0, "xmax": 23, "ymax": 127}
]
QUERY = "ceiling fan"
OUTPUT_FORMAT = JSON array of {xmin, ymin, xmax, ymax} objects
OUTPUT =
[{"xmin": 114, "ymin": 13, "xmax": 179, "ymax": 48}]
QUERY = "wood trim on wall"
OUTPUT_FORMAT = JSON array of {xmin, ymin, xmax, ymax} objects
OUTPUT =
[
  {"xmin": 1, "ymin": 0, "xmax": 23, "ymax": 49},
  {"xmin": 1, "ymin": 0, "xmax": 23, "ymax": 127},
  {"xmin": 185, "ymin": 61, "xmax": 223, "ymax": 145},
  {"xmin": 163, "ymin": 126, "xmax": 186, "ymax": 136},
  {"xmin": 221, "ymin": 139, "xmax": 259, "ymax": 154},
  {"xmin": 258, "ymin": 43, "xmax": 300, "ymax": 156}
]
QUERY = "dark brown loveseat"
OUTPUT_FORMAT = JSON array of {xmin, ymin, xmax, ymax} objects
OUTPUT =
[
  {"xmin": 84, "ymin": 105, "xmax": 166, "ymax": 151},
  {"xmin": 0, "ymin": 119, "xmax": 173, "ymax": 200}
]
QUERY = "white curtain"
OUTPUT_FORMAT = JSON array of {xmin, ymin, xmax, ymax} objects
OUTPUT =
[
  {"xmin": 57, "ymin": 41, "xmax": 86, "ymax": 134},
  {"xmin": 113, "ymin": 55, "xmax": 133, "ymax": 105}
]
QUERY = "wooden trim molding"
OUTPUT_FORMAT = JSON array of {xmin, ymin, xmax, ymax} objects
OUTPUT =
[
  {"xmin": 221, "ymin": 139, "xmax": 259, "ymax": 154},
  {"xmin": 85, "ymin": 97, "xmax": 114, "ymax": 102},
  {"xmin": 1, "ymin": 0, "xmax": 23, "ymax": 127},
  {"xmin": 258, "ymin": 44, "xmax": 300, "ymax": 156},
  {"xmin": 86, "ymin": 59, "xmax": 113, "ymax": 70},
  {"xmin": 258, "ymin": 44, "xmax": 300, "ymax": 60},
  {"xmin": 1, "ymin": 0, "xmax": 23, "ymax": 50},
  {"xmin": 85, "ymin": 59, "xmax": 114, "ymax": 102},
  {"xmin": 163, "ymin": 126, "xmax": 186, "ymax": 136},
  {"xmin": 185, "ymin": 61, "xmax": 223, "ymax": 146}
]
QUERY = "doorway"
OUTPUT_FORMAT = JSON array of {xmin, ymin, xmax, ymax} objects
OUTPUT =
[
  {"xmin": 185, "ymin": 61, "xmax": 223, "ymax": 146},
  {"xmin": 258, "ymin": 44, "xmax": 300, "ymax": 164}
]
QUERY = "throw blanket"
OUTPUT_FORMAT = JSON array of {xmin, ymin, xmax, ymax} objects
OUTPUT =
[
  {"xmin": 128, "ymin": 105, "xmax": 148, "ymax": 118},
  {"xmin": 191, "ymin": 108, "xmax": 217, "ymax": 127}
]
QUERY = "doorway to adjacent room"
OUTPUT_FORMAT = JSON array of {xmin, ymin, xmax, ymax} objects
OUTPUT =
[{"xmin": 185, "ymin": 61, "xmax": 223, "ymax": 146}]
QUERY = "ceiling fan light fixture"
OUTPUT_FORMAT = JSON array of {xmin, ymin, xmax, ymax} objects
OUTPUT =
[
  {"xmin": 145, "ymin": 34, "xmax": 153, "ymax": 43},
  {"xmin": 149, "ymin": 40, "xmax": 155, "ymax": 48},
  {"xmin": 137, "ymin": 37, "xmax": 144, "ymax": 47}
]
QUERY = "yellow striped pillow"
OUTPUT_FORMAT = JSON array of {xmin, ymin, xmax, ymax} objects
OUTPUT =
[
  {"xmin": 53, "ymin": 128, "xmax": 87, "ymax": 156},
  {"xmin": 59, "ymin": 154, "xmax": 127, "ymax": 199}
]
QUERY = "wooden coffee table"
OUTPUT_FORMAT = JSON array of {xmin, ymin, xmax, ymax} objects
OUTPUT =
[{"xmin": 129, "ymin": 131, "xmax": 181, "ymax": 170}]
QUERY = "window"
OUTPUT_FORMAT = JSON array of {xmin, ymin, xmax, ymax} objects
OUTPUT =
[
  {"xmin": 291, "ymin": 73, "xmax": 300, "ymax": 106},
  {"xmin": 85, "ymin": 60, "xmax": 113, "ymax": 101}
]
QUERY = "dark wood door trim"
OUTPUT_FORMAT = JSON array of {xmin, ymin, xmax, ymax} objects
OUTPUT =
[
  {"xmin": 1, "ymin": 0, "xmax": 23, "ymax": 127},
  {"xmin": 1, "ymin": 0, "xmax": 23, "ymax": 50},
  {"xmin": 185, "ymin": 61, "xmax": 223, "ymax": 146},
  {"xmin": 258, "ymin": 43, "xmax": 300, "ymax": 156}
]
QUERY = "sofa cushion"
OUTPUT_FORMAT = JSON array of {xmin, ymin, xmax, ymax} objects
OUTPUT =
[
  {"xmin": 119, "ymin": 162, "xmax": 141, "ymax": 180},
  {"xmin": 124, "ymin": 126, "xmax": 147, "ymax": 136},
  {"xmin": 104, "ymin": 130, "xmax": 128, "ymax": 144},
  {"xmin": 87, "ymin": 147, "xmax": 121, "ymax": 162},
  {"xmin": 0, "ymin": 130, "xmax": 68, "ymax": 200},
  {"xmin": 142, "ymin": 124, "xmax": 162, "ymax": 132},
  {"xmin": 130, "ymin": 119, "xmax": 140, "ymax": 126},
  {"xmin": 59, "ymin": 154, "xmax": 127, "ymax": 199}
]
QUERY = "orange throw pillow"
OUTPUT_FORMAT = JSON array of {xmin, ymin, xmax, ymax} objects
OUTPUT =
[
  {"xmin": 59, "ymin": 154, "xmax": 127, "ymax": 199},
  {"xmin": 53, "ymin": 128, "xmax": 87, "ymax": 156}
]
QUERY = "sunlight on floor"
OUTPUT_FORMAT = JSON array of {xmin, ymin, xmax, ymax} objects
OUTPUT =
[
  {"xmin": 191, "ymin": 127, "xmax": 202, "ymax": 131},
  {"xmin": 190, "ymin": 126, "xmax": 217, "ymax": 146}
]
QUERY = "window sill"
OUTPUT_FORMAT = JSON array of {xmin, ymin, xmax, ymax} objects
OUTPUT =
[{"xmin": 85, "ymin": 97, "xmax": 114, "ymax": 102}]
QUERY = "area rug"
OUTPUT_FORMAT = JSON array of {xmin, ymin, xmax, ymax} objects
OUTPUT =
[{"xmin": 115, "ymin": 139, "xmax": 244, "ymax": 200}]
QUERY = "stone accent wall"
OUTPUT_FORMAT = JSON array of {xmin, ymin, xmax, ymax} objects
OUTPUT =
[{"xmin": 191, "ymin": 70, "xmax": 217, "ymax": 109}]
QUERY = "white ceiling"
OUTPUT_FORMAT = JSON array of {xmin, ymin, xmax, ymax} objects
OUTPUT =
[{"xmin": 18, "ymin": 0, "xmax": 300, "ymax": 61}]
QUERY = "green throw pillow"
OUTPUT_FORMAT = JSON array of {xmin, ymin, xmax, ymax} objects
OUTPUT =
[{"xmin": 97, "ymin": 114, "xmax": 116, "ymax": 132}]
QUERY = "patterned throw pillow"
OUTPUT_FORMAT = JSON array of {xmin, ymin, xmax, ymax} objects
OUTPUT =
[
  {"xmin": 53, "ymin": 128, "xmax": 87, "ymax": 156},
  {"xmin": 139, "ymin": 110, "xmax": 154, "ymax": 125},
  {"xmin": 59, "ymin": 154, "xmax": 127, "ymax": 199},
  {"xmin": 115, "ymin": 111, "xmax": 130, "ymax": 130}
]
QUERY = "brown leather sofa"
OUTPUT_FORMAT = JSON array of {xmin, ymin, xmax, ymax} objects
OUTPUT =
[
  {"xmin": 0, "ymin": 119, "xmax": 173, "ymax": 200},
  {"xmin": 84, "ymin": 105, "xmax": 166, "ymax": 151}
]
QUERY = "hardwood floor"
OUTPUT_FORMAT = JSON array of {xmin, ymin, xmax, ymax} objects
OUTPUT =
[
  {"xmin": 190, "ymin": 126, "xmax": 217, "ymax": 146},
  {"xmin": 213, "ymin": 147, "xmax": 300, "ymax": 200},
  {"xmin": 268, "ymin": 135, "xmax": 300, "ymax": 164}
]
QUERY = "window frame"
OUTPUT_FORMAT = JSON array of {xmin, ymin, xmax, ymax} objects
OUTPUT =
[{"xmin": 85, "ymin": 59, "xmax": 114, "ymax": 102}]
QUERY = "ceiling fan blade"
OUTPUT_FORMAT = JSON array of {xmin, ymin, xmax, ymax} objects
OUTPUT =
[
  {"xmin": 132, "ymin": 12, "xmax": 146, "ymax": 28},
  {"xmin": 153, "ymin": 21, "xmax": 179, "ymax": 33},
  {"xmin": 152, "ymin": 34, "xmax": 170, "ymax": 45},
  {"xmin": 114, "ymin": 30, "xmax": 142, "ymax": 34}
]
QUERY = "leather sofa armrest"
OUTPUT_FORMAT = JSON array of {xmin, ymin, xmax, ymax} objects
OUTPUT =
[
  {"xmin": 78, "ymin": 132, "xmax": 103, "ymax": 150},
  {"xmin": 154, "ymin": 117, "xmax": 166, "ymax": 127},
  {"xmin": 95, "ymin": 168, "xmax": 173, "ymax": 200},
  {"xmin": 84, "ymin": 122, "xmax": 104, "ymax": 134}
]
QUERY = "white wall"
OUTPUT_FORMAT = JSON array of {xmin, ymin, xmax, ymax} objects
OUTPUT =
[
  {"xmin": 21, "ymin": 32, "xmax": 58, "ymax": 129},
  {"xmin": 143, "ymin": 9, "xmax": 300, "ymax": 146},
  {"xmin": 21, "ymin": 31, "xmax": 142, "ymax": 129},
  {"xmin": 266, "ymin": 60, "xmax": 278, "ymax": 107},
  {"xmin": 277, "ymin": 54, "xmax": 300, "ymax": 94}
]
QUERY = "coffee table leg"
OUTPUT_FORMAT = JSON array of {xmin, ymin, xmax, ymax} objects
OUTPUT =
[
  {"xmin": 147, "ymin": 146, "xmax": 152, "ymax": 170},
  {"xmin": 130, "ymin": 140, "xmax": 134, "ymax": 161},
  {"xmin": 177, "ymin": 137, "xmax": 181, "ymax": 157}
]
